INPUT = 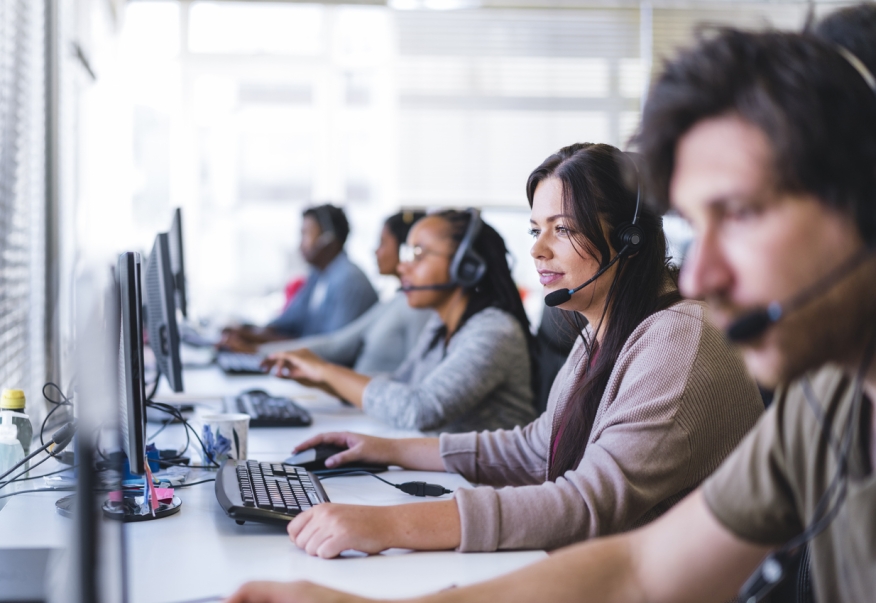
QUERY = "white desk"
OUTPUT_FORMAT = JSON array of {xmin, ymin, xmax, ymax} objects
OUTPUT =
[{"xmin": 0, "ymin": 366, "xmax": 546, "ymax": 602}]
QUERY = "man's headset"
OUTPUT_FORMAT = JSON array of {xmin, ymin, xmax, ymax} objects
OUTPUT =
[
  {"xmin": 400, "ymin": 208, "xmax": 487, "ymax": 292},
  {"xmin": 543, "ymin": 152, "xmax": 644, "ymax": 307}
]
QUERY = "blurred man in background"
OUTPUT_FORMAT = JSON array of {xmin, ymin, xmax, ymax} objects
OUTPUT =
[{"xmin": 220, "ymin": 204, "xmax": 377, "ymax": 352}]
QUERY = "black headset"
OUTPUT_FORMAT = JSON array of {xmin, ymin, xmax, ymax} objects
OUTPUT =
[
  {"xmin": 449, "ymin": 208, "xmax": 487, "ymax": 288},
  {"xmin": 612, "ymin": 152, "xmax": 645, "ymax": 256}
]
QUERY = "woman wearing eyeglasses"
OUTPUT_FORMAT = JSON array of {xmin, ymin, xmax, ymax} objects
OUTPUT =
[{"xmin": 262, "ymin": 209, "xmax": 537, "ymax": 433}]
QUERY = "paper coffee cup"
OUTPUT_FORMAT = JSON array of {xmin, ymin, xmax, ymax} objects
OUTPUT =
[{"xmin": 198, "ymin": 413, "xmax": 250, "ymax": 464}]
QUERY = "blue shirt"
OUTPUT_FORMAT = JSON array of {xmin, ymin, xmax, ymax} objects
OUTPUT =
[{"xmin": 267, "ymin": 251, "xmax": 378, "ymax": 338}]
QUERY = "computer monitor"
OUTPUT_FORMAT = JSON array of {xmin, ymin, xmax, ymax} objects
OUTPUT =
[
  {"xmin": 109, "ymin": 252, "xmax": 182, "ymax": 522},
  {"xmin": 145, "ymin": 232, "xmax": 184, "ymax": 393},
  {"xmin": 117, "ymin": 252, "xmax": 148, "ymax": 476},
  {"xmin": 168, "ymin": 207, "xmax": 188, "ymax": 319}
]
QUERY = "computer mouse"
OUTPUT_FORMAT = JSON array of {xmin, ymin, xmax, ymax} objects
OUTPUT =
[
  {"xmin": 285, "ymin": 444, "xmax": 348, "ymax": 471},
  {"xmin": 284, "ymin": 443, "xmax": 388, "ymax": 474}
]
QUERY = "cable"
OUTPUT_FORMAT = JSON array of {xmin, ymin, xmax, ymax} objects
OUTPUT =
[
  {"xmin": 0, "ymin": 478, "xmax": 217, "ymax": 503},
  {"xmin": 144, "ymin": 401, "xmax": 220, "ymax": 469},
  {"xmin": 146, "ymin": 371, "xmax": 161, "ymax": 402},
  {"xmin": 783, "ymin": 332, "xmax": 875, "ymax": 552},
  {"xmin": 739, "ymin": 333, "xmax": 876, "ymax": 602},
  {"xmin": 153, "ymin": 477, "xmax": 216, "ymax": 489},
  {"xmin": 0, "ymin": 451, "xmax": 57, "ymax": 491},
  {"xmin": 0, "ymin": 421, "xmax": 76, "ymax": 484},
  {"xmin": 147, "ymin": 418, "xmax": 173, "ymax": 442},
  {"xmin": 39, "ymin": 381, "xmax": 73, "ymax": 449},
  {"xmin": 318, "ymin": 470, "xmax": 452, "ymax": 497},
  {"xmin": 8, "ymin": 464, "xmax": 78, "ymax": 484}
]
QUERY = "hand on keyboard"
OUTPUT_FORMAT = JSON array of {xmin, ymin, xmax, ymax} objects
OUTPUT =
[
  {"xmin": 261, "ymin": 349, "xmax": 329, "ymax": 383},
  {"xmin": 287, "ymin": 503, "xmax": 403, "ymax": 559}
]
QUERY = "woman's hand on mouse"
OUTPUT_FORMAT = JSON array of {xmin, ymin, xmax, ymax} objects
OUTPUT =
[
  {"xmin": 262, "ymin": 350, "xmax": 329, "ymax": 383},
  {"xmin": 225, "ymin": 579, "xmax": 372, "ymax": 603},
  {"xmin": 293, "ymin": 433, "xmax": 445, "ymax": 472},
  {"xmin": 288, "ymin": 501, "xmax": 462, "ymax": 558},
  {"xmin": 292, "ymin": 432, "xmax": 397, "ymax": 468}
]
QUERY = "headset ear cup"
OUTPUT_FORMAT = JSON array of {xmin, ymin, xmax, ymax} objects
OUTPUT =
[
  {"xmin": 457, "ymin": 251, "xmax": 487, "ymax": 288},
  {"xmin": 615, "ymin": 222, "xmax": 645, "ymax": 254},
  {"xmin": 449, "ymin": 208, "xmax": 487, "ymax": 288}
]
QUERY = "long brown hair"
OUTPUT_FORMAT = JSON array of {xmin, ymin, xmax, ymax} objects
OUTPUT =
[{"xmin": 526, "ymin": 143, "xmax": 681, "ymax": 481}]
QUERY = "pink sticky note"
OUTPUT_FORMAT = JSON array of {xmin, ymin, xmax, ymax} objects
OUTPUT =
[
  {"xmin": 155, "ymin": 488, "xmax": 174, "ymax": 503},
  {"xmin": 108, "ymin": 491, "xmax": 124, "ymax": 502},
  {"xmin": 143, "ymin": 464, "xmax": 159, "ymax": 512}
]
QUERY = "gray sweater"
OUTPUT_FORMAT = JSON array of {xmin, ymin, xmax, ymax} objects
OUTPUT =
[
  {"xmin": 440, "ymin": 300, "xmax": 764, "ymax": 552},
  {"xmin": 259, "ymin": 293, "xmax": 432, "ymax": 376},
  {"xmin": 362, "ymin": 308, "xmax": 536, "ymax": 433}
]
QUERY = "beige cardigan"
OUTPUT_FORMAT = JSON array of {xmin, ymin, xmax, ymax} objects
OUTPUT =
[{"xmin": 440, "ymin": 300, "xmax": 764, "ymax": 552}]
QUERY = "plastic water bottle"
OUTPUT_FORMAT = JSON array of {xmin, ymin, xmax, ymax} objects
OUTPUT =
[
  {"xmin": 0, "ymin": 410, "xmax": 25, "ymax": 493},
  {"xmin": 0, "ymin": 389, "xmax": 33, "ymax": 456}
]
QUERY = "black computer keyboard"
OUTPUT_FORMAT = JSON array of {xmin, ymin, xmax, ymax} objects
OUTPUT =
[
  {"xmin": 215, "ymin": 459, "xmax": 330, "ymax": 525},
  {"xmin": 216, "ymin": 352, "xmax": 267, "ymax": 375},
  {"xmin": 228, "ymin": 389, "xmax": 312, "ymax": 428}
]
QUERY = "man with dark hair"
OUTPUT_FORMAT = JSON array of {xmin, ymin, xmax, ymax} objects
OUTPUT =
[
  {"xmin": 226, "ymin": 22, "xmax": 876, "ymax": 603},
  {"xmin": 221, "ymin": 204, "xmax": 377, "ymax": 351}
]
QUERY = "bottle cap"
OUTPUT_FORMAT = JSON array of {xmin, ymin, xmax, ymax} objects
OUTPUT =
[
  {"xmin": 0, "ymin": 410, "xmax": 18, "ymax": 441},
  {"xmin": 1, "ymin": 389, "xmax": 25, "ymax": 410}
]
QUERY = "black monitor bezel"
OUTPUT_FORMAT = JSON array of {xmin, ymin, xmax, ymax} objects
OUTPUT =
[
  {"xmin": 168, "ymin": 207, "xmax": 187, "ymax": 319},
  {"xmin": 117, "ymin": 252, "xmax": 147, "ymax": 477},
  {"xmin": 145, "ymin": 232, "xmax": 184, "ymax": 393}
]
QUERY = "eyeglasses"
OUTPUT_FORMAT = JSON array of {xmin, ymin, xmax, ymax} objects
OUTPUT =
[{"xmin": 399, "ymin": 243, "xmax": 453, "ymax": 264}]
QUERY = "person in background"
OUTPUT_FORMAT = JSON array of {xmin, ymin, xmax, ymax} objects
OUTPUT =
[
  {"xmin": 259, "ymin": 143, "xmax": 763, "ymax": 560},
  {"xmin": 262, "ymin": 209, "xmax": 537, "ymax": 434},
  {"xmin": 228, "ymin": 24, "xmax": 876, "ymax": 603},
  {"xmin": 220, "ymin": 204, "xmax": 378, "ymax": 352},
  {"xmin": 259, "ymin": 211, "xmax": 432, "ymax": 376}
]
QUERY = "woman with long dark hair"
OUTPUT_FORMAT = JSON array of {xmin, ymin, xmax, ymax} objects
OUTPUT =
[
  {"xmin": 263, "ymin": 209, "xmax": 537, "ymax": 433},
  {"xmin": 271, "ymin": 143, "xmax": 763, "ymax": 558}
]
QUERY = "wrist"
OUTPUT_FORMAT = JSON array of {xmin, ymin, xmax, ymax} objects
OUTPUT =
[
  {"xmin": 392, "ymin": 501, "xmax": 461, "ymax": 551},
  {"xmin": 383, "ymin": 438, "xmax": 406, "ymax": 466},
  {"xmin": 312, "ymin": 359, "xmax": 333, "ymax": 383}
]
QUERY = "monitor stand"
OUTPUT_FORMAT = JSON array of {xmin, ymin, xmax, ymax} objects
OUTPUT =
[{"xmin": 55, "ymin": 493, "xmax": 183, "ymax": 522}]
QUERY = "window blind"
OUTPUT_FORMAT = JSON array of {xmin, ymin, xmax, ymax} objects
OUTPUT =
[{"xmin": 0, "ymin": 0, "xmax": 47, "ymax": 403}]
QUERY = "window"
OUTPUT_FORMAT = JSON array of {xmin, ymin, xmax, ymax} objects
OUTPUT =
[
  {"xmin": 0, "ymin": 0, "xmax": 47, "ymax": 405},
  {"xmin": 114, "ymin": 1, "xmax": 835, "ymax": 327}
]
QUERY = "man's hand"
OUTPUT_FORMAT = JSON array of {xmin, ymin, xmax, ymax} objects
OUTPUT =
[
  {"xmin": 288, "ymin": 504, "xmax": 398, "ymax": 558},
  {"xmin": 225, "ymin": 580, "xmax": 370, "ymax": 603},
  {"xmin": 291, "ymin": 432, "xmax": 399, "ymax": 468}
]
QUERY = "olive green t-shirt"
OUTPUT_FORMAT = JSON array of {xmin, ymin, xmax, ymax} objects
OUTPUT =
[{"xmin": 703, "ymin": 365, "xmax": 876, "ymax": 603}]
